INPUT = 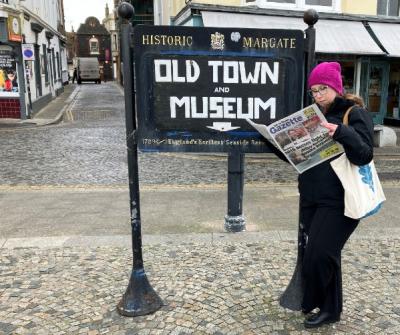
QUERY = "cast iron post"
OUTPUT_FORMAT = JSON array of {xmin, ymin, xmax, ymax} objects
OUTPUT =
[
  {"xmin": 225, "ymin": 151, "xmax": 245, "ymax": 232},
  {"xmin": 279, "ymin": 9, "xmax": 318, "ymax": 311},
  {"xmin": 116, "ymin": 1, "xmax": 163, "ymax": 317},
  {"xmin": 303, "ymin": 9, "xmax": 319, "ymax": 106}
]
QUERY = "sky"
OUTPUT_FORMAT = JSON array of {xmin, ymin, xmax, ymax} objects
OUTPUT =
[{"xmin": 64, "ymin": 0, "xmax": 114, "ymax": 32}]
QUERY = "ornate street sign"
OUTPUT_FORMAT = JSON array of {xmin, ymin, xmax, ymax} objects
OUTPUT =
[{"xmin": 134, "ymin": 25, "xmax": 304, "ymax": 152}]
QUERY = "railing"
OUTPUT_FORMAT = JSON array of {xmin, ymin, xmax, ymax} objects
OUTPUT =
[
  {"xmin": 132, "ymin": 14, "xmax": 154, "ymax": 25},
  {"xmin": 0, "ymin": 0, "xmax": 9, "ymax": 4}
]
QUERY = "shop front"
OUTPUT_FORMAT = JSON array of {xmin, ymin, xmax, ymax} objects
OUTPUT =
[
  {"xmin": 172, "ymin": 3, "xmax": 400, "ymax": 126},
  {"xmin": 387, "ymin": 60, "xmax": 400, "ymax": 120},
  {"xmin": 367, "ymin": 21, "xmax": 400, "ymax": 126},
  {"xmin": 0, "ymin": 13, "xmax": 26, "ymax": 119},
  {"xmin": 315, "ymin": 56, "xmax": 389, "ymax": 125}
]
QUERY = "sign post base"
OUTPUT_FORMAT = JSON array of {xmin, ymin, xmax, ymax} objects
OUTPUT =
[
  {"xmin": 117, "ymin": 269, "xmax": 163, "ymax": 317},
  {"xmin": 224, "ymin": 214, "xmax": 246, "ymax": 232}
]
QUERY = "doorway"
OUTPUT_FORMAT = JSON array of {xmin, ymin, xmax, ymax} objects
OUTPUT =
[
  {"xmin": 360, "ymin": 60, "xmax": 389, "ymax": 124},
  {"xmin": 387, "ymin": 61, "xmax": 400, "ymax": 119}
]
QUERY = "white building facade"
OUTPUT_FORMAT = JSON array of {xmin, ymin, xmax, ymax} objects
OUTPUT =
[
  {"xmin": 0, "ymin": 0, "xmax": 67, "ymax": 119},
  {"xmin": 20, "ymin": 0, "xmax": 68, "ymax": 117}
]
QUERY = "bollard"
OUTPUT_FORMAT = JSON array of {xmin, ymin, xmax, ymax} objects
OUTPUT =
[{"xmin": 225, "ymin": 151, "xmax": 246, "ymax": 232}]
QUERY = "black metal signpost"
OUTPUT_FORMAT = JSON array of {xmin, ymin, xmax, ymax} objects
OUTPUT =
[
  {"xmin": 116, "ymin": 0, "xmax": 317, "ymax": 316},
  {"xmin": 280, "ymin": 10, "xmax": 319, "ymax": 311},
  {"xmin": 135, "ymin": 24, "xmax": 305, "ymax": 233},
  {"xmin": 303, "ymin": 9, "xmax": 319, "ymax": 106},
  {"xmin": 117, "ymin": 3, "xmax": 163, "ymax": 317}
]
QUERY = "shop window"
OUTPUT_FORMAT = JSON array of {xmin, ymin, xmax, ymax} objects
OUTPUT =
[
  {"xmin": 0, "ymin": 18, "xmax": 7, "ymax": 42},
  {"xmin": 340, "ymin": 61, "xmax": 355, "ymax": 94},
  {"xmin": 368, "ymin": 66, "xmax": 384, "ymax": 114},
  {"xmin": 89, "ymin": 37, "xmax": 99, "ymax": 55},
  {"xmin": 387, "ymin": 63, "xmax": 400, "ymax": 118},
  {"xmin": 317, "ymin": 59, "xmax": 356, "ymax": 94},
  {"xmin": 377, "ymin": 0, "xmax": 400, "ymax": 16}
]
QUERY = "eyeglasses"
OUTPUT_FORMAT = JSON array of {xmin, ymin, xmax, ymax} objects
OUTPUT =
[{"xmin": 308, "ymin": 86, "xmax": 328, "ymax": 97}]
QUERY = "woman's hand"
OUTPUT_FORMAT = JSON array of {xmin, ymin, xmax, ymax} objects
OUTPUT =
[{"xmin": 320, "ymin": 121, "xmax": 338, "ymax": 137}]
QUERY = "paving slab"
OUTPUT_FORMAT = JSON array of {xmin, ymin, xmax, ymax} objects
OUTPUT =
[
  {"xmin": 1, "ymin": 185, "xmax": 400, "ymax": 240},
  {"xmin": 2, "ymin": 236, "xmax": 69, "ymax": 249},
  {"xmin": 0, "ymin": 239, "xmax": 398, "ymax": 334}
]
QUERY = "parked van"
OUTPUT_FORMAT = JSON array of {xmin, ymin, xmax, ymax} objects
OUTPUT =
[{"xmin": 74, "ymin": 57, "xmax": 101, "ymax": 84}]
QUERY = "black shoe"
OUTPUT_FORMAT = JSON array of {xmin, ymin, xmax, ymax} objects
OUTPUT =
[{"xmin": 304, "ymin": 311, "xmax": 340, "ymax": 328}]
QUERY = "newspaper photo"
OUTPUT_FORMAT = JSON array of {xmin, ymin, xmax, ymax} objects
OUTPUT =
[{"xmin": 247, "ymin": 104, "xmax": 343, "ymax": 173}]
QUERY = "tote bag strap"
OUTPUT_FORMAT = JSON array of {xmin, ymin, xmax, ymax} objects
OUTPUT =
[{"xmin": 342, "ymin": 106, "xmax": 354, "ymax": 126}]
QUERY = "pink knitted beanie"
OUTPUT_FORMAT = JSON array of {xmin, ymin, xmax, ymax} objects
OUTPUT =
[{"xmin": 308, "ymin": 62, "xmax": 343, "ymax": 95}]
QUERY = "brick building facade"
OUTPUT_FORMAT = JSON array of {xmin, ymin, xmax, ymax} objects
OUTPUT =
[{"xmin": 75, "ymin": 17, "xmax": 112, "ymax": 82}]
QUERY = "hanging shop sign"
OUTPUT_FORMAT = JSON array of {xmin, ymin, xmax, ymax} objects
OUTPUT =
[
  {"xmin": 0, "ymin": 50, "xmax": 19, "ymax": 97},
  {"xmin": 8, "ymin": 15, "xmax": 22, "ymax": 42},
  {"xmin": 134, "ymin": 25, "xmax": 304, "ymax": 153}
]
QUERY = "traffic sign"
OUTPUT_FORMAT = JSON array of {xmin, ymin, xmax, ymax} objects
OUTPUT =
[{"xmin": 22, "ymin": 44, "xmax": 35, "ymax": 61}]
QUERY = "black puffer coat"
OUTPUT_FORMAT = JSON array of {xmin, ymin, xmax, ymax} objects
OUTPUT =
[{"xmin": 298, "ymin": 97, "xmax": 374, "ymax": 206}]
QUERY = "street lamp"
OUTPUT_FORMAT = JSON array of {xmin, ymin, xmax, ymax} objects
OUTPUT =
[{"xmin": 116, "ymin": 1, "xmax": 163, "ymax": 317}]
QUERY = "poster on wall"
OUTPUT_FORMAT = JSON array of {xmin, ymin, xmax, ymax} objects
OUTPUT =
[{"xmin": 0, "ymin": 50, "xmax": 19, "ymax": 97}]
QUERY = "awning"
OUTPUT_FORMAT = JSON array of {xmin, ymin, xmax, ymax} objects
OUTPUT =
[
  {"xmin": 368, "ymin": 22, "xmax": 400, "ymax": 57},
  {"xmin": 201, "ymin": 11, "xmax": 385, "ymax": 55}
]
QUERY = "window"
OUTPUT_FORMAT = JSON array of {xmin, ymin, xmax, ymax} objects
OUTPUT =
[
  {"xmin": 56, "ymin": 51, "xmax": 61, "ymax": 80},
  {"xmin": 264, "ymin": 0, "xmax": 296, "ymax": 3},
  {"xmin": 113, "ymin": 34, "xmax": 117, "ymax": 51},
  {"xmin": 42, "ymin": 44, "xmax": 48, "ymax": 84},
  {"xmin": 305, "ymin": 0, "xmax": 332, "ymax": 5},
  {"xmin": 377, "ymin": 0, "xmax": 400, "ymax": 16},
  {"xmin": 89, "ymin": 37, "xmax": 99, "ymax": 55},
  {"xmin": 340, "ymin": 61, "xmax": 356, "ymax": 94},
  {"xmin": 248, "ymin": 0, "xmax": 338, "ymax": 11}
]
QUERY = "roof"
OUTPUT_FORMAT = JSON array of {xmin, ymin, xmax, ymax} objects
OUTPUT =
[
  {"xmin": 175, "ymin": 3, "xmax": 400, "ymax": 24},
  {"xmin": 76, "ymin": 17, "xmax": 110, "ymax": 35},
  {"xmin": 201, "ymin": 11, "xmax": 384, "ymax": 55},
  {"xmin": 368, "ymin": 22, "xmax": 400, "ymax": 57}
]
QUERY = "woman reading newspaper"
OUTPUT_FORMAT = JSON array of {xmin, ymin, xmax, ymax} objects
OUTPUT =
[{"xmin": 274, "ymin": 62, "xmax": 374, "ymax": 328}]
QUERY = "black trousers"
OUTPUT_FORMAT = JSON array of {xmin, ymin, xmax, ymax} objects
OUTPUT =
[{"xmin": 300, "ymin": 201, "xmax": 359, "ymax": 315}]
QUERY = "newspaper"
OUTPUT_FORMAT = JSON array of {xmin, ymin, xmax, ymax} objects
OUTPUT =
[{"xmin": 247, "ymin": 104, "xmax": 343, "ymax": 173}]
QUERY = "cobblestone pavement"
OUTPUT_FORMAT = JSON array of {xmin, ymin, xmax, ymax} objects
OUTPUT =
[
  {"xmin": 1, "ymin": 82, "xmax": 400, "ymax": 334},
  {"xmin": 0, "ymin": 238, "xmax": 399, "ymax": 335},
  {"xmin": 0, "ymin": 82, "xmax": 399, "ymax": 187}
]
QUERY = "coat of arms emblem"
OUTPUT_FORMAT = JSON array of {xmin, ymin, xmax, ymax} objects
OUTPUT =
[{"xmin": 211, "ymin": 32, "xmax": 225, "ymax": 50}]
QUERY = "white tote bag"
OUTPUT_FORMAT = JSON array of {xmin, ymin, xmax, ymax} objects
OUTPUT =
[{"xmin": 330, "ymin": 153, "xmax": 385, "ymax": 219}]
